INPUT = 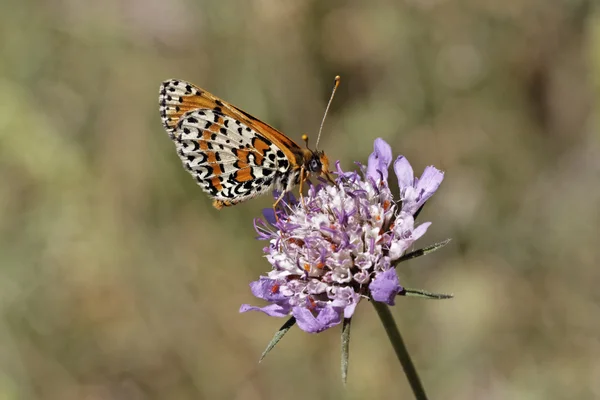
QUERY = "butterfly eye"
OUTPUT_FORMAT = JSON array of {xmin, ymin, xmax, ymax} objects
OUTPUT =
[{"xmin": 309, "ymin": 158, "xmax": 321, "ymax": 172}]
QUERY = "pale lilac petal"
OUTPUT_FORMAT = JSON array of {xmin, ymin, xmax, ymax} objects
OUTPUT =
[
  {"xmin": 388, "ymin": 240, "xmax": 409, "ymax": 260},
  {"xmin": 394, "ymin": 212, "xmax": 415, "ymax": 234},
  {"xmin": 367, "ymin": 138, "xmax": 393, "ymax": 182},
  {"xmin": 393, "ymin": 156, "xmax": 414, "ymax": 189},
  {"xmin": 415, "ymin": 166, "xmax": 444, "ymax": 206},
  {"xmin": 239, "ymin": 303, "xmax": 291, "ymax": 317},
  {"xmin": 293, "ymin": 306, "xmax": 342, "ymax": 333},
  {"xmin": 412, "ymin": 222, "xmax": 431, "ymax": 241},
  {"xmin": 249, "ymin": 277, "xmax": 286, "ymax": 302},
  {"xmin": 343, "ymin": 301, "xmax": 358, "ymax": 319},
  {"xmin": 369, "ymin": 268, "xmax": 402, "ymax": 305},
  {"xmin": 329, "ymin": 286, "xmax": 361, "ymax": 318}
]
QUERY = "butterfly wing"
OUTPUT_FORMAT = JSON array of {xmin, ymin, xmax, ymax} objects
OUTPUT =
[
  {"xmin": 159, "ymin": 79, "xmax": 305, "ymax": 207},
  {"xmin": 159, "ymin": 79, "xmax": 303, "ymax": 158}
]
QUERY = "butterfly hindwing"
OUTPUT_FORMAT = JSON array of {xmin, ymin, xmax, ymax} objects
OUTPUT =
[{"xmin": 174, "ymin": 109, "xmax": 294, "ymax": 205}]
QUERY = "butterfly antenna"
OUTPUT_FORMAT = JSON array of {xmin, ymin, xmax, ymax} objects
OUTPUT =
[
  {"xmin": 315, "ymin": 75, "xmax": 340, "ymax": 149},
  {"xmin": 302, "ymin": 133, "xmax": 310, "ymax": 148}
]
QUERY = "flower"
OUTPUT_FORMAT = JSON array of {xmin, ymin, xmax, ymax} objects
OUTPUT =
[{"xmin": 240, "ymin": 138, "xmax": 444, "ymax": 333}]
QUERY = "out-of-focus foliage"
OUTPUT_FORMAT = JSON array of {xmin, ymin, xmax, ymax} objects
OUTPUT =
[{"xmin": 1, "ymin": 0, "xmax": 599, "ymax": 399}]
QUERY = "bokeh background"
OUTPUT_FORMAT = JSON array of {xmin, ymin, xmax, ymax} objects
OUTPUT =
[{"xmin": 1, "ymin": 0, "xmax": 599, "ymax": 399}]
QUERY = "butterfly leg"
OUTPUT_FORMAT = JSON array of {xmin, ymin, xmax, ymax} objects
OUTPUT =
[
  {"xmin": 298, "ymin": 165, "xmax": 307, "ymax": 208},
  {"xmin": 324, "ymin": 170, "xmax": 335, "ymax": 185},
  {"xmin": 272, "ymin": 191, "xmax": 287, "ymax": 222},
  {"xmin": 272, "ymin": 165, "xmax": 309, "ymax": 221}
]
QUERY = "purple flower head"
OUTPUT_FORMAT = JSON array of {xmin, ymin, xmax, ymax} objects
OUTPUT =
[{"xmin": 241, "ymin": 138, "xmax": 444, "ymax": 333}]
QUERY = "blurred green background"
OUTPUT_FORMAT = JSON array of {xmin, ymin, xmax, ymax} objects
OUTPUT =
[{"xmin": 1, "ymin": 0, "xmax": 599, "ymax": 399}]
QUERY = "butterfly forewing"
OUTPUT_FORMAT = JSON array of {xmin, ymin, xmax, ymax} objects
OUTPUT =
[{"xmin": 159, "ymin": 79, "xmax": 305, "ymax": 208}]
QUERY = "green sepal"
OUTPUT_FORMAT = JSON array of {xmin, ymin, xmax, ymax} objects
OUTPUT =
[
  {"xmin": 401, "ymin": 288, "xmax": 453, "ymax": 299},
  {"xmin": 392, "ymin": 239, "xmax": 451, "ymax": 267},
  {"xmin": 259, "ymin": 317, "xmax": 296, "ymax": 362}
]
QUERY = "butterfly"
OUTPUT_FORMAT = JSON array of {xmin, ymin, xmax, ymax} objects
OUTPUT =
[{"xmin": 159, "ymin": 77, "xmax": 339, "ymax": 209}]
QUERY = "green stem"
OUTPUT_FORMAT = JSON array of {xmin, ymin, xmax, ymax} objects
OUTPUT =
[
  {"xmin": 372, "ymin": 301, "xmax": 428, "ymax": 400},
  {"xmin": 340, "ymin": 318, "xmax": 351, "ymax": 384}
]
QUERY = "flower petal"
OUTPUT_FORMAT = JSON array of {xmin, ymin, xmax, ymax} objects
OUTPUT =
[
  {"xmin": 239, "ymin": 303, "xmax": 291, "ymax": 317},
  {"xmin": 249, "ymin": 277, "xmax": 287, "ymax": 302},
  {"xmin": 393, "ymin": 155, "xmax": 414, "ymax": 189},
  {"xmin": 369, "ymin": 268, "xmax": 402, "ymax": 305},
  {"xmin": 329, "ymin": 286, "xmax": 361, "ymax": 319},
  {"xmin": 367, "ymin": 138, "xmax": 393, "ymax": 182},
  {"xmin": 293, "ymin": 306, "xmax": 342, "ymax": 333},
  {"xmin": 261, "ymin": 208, "xmax": 277, "ymax": 226},
  {"xmin": 342, "ymin": 301, "xmax": 358, "ymax": 319},
  {"xmin": 388, "ymin": 240, "xmax": 409, "ymax": 260},
  {"xmin": 412, "ymin": 221, "xmax": 431, "ymax": 241},
  {"xmin": 415, "ymin": 166, "xmax": 444, "ymax": 206},
  {"xmin": 254, "ymin": 217, "xmax": 275, "ymax": 240}
]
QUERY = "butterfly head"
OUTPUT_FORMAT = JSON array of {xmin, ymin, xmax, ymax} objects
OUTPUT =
[
  {"xmin": 301, "ymin": 134, "xmax": 333, "ymax": 183},
  {"xmin": 306, "ymin": 150, "xmax": 327, "ymax": 173},
  {"xmin": 302, "ymin": 150, "xmax": 333, "ymax": 185}
]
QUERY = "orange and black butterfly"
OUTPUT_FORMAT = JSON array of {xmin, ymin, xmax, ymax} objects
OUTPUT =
[{"xmin": 159, "ymin": 78, "xmax": 339, "ymax": 208}]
